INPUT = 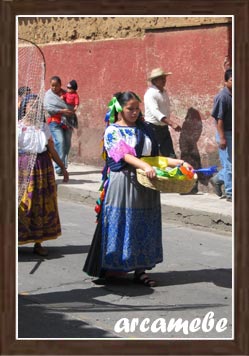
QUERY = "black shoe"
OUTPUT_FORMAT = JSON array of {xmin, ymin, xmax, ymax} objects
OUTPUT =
[
  {"xmin": 226, "ymin": 196, "xmax": 232, "ymax": 202},
  {"xmin": 210, "ymin": 176, "xmax": 223, "ymax": 197},
  {"xmin": 33, "ymin": 243, "xmax": 48, "ymax": 256}
]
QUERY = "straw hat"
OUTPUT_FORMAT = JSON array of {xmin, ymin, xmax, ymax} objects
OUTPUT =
[{"xmin": 148, "ymin": 67, "xmax": 172, "ymax": 81}]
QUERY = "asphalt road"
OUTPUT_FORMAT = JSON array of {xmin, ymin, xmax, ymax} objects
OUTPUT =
[{"xmin": 18, "ymin": 199, "xmax": 233, "ymax": 339}]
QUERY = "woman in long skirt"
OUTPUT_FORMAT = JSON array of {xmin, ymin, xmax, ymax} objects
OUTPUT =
[
  {"xmin": 18, "ymin": 96, "xmax": 69, "ymax": 256},
  {"xmin": 83, "ymin": 92, "xmax": 193, "ymax": 286}
]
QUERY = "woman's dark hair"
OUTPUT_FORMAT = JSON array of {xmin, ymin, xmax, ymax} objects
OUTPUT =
[
  {"xmin": 19, "ymin": 94, "xmax": 38, "ymax": 120},
  {"xmin": 114, "ymin": 91, "xmax": 141, "ymax": 106},
  {"xmin": 50, "ymin": 76, "xmax": 61, "ymax": 85},
  {"xmin": 224, "ymin": 68, "xmax": 232, "ymax": 82},
  {"xmin": 18, "ymin": 86, "xmax": 31, "ymax": 97},
  {"xmin": 113, "ymin": 91, "xmax": 141, "ymax": 121}
]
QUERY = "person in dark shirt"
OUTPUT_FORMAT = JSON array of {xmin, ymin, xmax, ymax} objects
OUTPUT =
[{"xmin": 210, "ymin": 69, "xmax": 232, "ymax": 202}]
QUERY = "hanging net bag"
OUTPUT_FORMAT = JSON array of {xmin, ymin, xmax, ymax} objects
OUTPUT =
[{"xmin": 17, "ymin": 37, "xmax": 46, "ymax": 206}]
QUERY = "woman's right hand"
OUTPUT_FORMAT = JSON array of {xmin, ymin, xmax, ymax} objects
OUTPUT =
[
  {"xmin": 143, "ymin": 163, "xmax": 156, "ymax": 179},
  {"xmin": 123, "ymin": 154, "xmax": 156, "ymax": 178}
]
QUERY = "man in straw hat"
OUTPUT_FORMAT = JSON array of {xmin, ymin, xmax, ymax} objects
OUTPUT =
[{"xmin": 144, "ymin": 67, "xmax": 181, "ymax": 158}]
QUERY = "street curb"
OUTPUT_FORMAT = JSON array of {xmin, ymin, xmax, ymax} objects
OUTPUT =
[
  {"xmin": 57, "ymin": 185, "xmax": 232, "ymax": 234},
  {"xmin": 161, "ymin": 205, "xmax": 232, "ymax": 233}
]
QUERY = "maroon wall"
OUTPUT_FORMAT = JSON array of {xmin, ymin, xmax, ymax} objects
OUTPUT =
[{"xmin": 39, "ymin": 24, "xmax": 231, "ymax": 189}]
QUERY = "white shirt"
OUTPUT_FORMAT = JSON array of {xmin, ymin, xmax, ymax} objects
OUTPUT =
[
  {"xmin": 144, "ymin": 85, "xmax": 170, "ymax": 126},
  {"xmin": 104, "ymin": 125, "xmax": 152, "ymax": 157},
  {"xmin": 18, "ymin": 121, "xmax": 51, "ymax": 154}
]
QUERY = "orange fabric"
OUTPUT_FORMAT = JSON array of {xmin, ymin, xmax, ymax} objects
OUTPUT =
[
  {"xmin": 47, "ymin": 115, "xmax": 69, "ymax": 130},
  {"xmin": 47, "ymin": 115, "xmax": 61, "ymax": 125}
]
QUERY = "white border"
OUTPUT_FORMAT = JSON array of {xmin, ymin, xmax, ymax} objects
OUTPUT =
[
  {"xmin": 16, "ymin": 14, "xmax": 234, "ymax": 341},
  {"xmin": 16, "ymin": 15, "xmax": 19, "ymax": 342}
]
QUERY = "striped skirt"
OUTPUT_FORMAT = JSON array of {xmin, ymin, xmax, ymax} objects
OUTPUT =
[
  {"xmin": 83, "ymin": 167, "xmax": 163, "ymax": 277},
  {"xmin": 18, "ymin": 151, "xmax": 61, "ymax": 245}
]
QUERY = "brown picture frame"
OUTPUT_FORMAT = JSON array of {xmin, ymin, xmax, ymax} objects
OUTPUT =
[{"xmin": 1, "ymin": 1, "xmax": 248, "ymax": 355}]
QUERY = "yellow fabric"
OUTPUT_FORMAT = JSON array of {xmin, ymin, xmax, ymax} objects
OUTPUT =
[{"xmin": 141, "ymin": 156, "xmax": 168, "ymax": 170}]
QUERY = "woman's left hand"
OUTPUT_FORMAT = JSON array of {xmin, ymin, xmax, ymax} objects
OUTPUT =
[{"xmin": 182, "ymin": 162, "xmax": 194, "ymax": 171}]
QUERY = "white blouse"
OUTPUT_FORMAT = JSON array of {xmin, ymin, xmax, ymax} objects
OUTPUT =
[
  {"xmin": 104, "ymin": 124, "xmax": 152, "ymax": 159},
  {"xmin": 18, "ymin": 121, "xmax": 51, "ymax": 154}
]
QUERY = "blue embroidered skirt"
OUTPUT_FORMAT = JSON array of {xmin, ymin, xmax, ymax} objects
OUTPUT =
[{"xmin": 84, "ymin": 167, "xmax": 163, "ymax": 277}]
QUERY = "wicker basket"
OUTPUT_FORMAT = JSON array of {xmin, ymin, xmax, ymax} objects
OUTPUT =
[{"xmin": 136, "ymin": 169, "xmax": 197, "ymax": 193}]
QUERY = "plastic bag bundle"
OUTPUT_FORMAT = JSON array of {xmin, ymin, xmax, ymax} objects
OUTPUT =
[{"xmin": 141, "ymin": 156, "xmax": 194, "ymax": 180}]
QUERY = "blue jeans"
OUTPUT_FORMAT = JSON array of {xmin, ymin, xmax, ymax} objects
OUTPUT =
[
  {"xmin": 49, "ymin": 122, "xmax": 73, "ymax": 173},
  {"xmin": 216, "ymin": 131, "xmax": 232, "ymax": 197}
]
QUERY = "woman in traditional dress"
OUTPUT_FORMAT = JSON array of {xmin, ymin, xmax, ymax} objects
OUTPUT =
[
  {"xmin": 83, "ymin": 92, "xmax": 193, "ymax": 286},
  {"xmin": 18, "ymin": 95, "xmax": 69, "ymax": 256},
  {"xmin": 44, "ymin": 76, "xmax": 75, "ymax": 175}
]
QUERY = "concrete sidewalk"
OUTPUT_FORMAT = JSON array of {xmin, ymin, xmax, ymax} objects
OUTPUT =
[{"xmin": 56, "ymin": 163, "xmax": 233, "ymax": 233}]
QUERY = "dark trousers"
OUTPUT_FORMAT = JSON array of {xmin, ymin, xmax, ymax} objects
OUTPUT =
[{"xmin": 147, "ymin": 123, "xmax": 176, "ymax": 158}]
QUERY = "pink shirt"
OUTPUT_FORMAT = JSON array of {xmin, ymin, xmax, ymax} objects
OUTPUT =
[{"xmin": 63, "ymin": 92, "xmax": 79, "ymax": 107}]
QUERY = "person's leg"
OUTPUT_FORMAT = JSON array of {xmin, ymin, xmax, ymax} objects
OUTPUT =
[
  {"xmin": 215, "ymin": 131, "xmax": 225, "ymax": 183},
  {"xmin": 211, "ymin": 131, "xmax": 225, "ymax": 197},
  {"xmin": 64, "ymin": 128, "xmax": 73, "ymax": 169},
  {"xmin": 210, "ymin": 174, "xmax": 224, "ymax": 197},
  {"xmin": 223, "ymin": 131, "xmax": 232, "ymax": 200},
  {"xmin": 33, "ymin": 242, "xmax": 48, "ymax": 256},
  {"xmin": 146, "ymin": 123, "xmax": 159, "ymax": 151},
  {"xmin": 158, "ymin": 126, "xmax": 176, "ymax": 158},
  {"xmin": 49, "ymin": 122, "xmax": 65, "ymax": 173},
  {"xmin": 148, "ymin": 124, "xmax": 176, "ymax": 158}
]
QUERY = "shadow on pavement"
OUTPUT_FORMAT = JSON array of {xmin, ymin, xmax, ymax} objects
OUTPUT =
[
  {"xmin": 18, "ymin": 284, "xmax": 228, "ymax": 339},
  {"xmin": 18, "ymin": 268, "xmax": 231, "ymax": 338},
  {"xmin": 18, "ymin": 285, "xmax": 154, "ymax": 338},
  {"xmin": 151, "ymin": 268, "xmax": 232, "ymax": 288},
  {"xmin": 18, "ymin": 244, "xmax": 90, "ymax": 263},
  {"xmin": 18, "ymin": 294, "xmax": 115, "ymax": 338},
  {"xmin": 19, "ymin": 282, "xmax": 227, "ymax": 316}
]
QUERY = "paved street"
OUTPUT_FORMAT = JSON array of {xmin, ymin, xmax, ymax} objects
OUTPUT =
[
  {"xmin": 18, "ymin": 199, "xmax": 233, "ymax": 339},
  {"xmin": 56, "ymin": 163, "xmax": 233, "ymax": 234}
]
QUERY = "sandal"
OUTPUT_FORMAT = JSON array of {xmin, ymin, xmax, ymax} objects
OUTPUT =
[
  {"xmin": 134, "ymin": 271, "xmax": 157, "ymax": 287},
  {"xmin": 33, "ymin": 243, "xmax": 48, "ymax": 256}
]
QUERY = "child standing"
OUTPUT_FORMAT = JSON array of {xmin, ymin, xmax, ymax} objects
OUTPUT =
[{"xmin": 61, "ymin": 79, "xmax": 79, "ymax": 128}]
